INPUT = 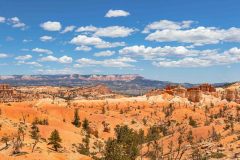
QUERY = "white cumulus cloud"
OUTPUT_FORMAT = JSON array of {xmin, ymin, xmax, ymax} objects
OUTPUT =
[
  {"xmin": 32, "ymin": 48, "xmax": 53, "ymax": 54},
  {"xmin": 40, "ymin": 21, "xmax": 62, "ymax": 31},
  {"xmin": 40, "ymin": 55, "xmax": 72, "ymax": 64},
  {"xmin": 94, "ymin": 50, "xmax": 115, "ymax": 57},
  {"xmin": 75, "ymin": 57, "xmax": 136, "ymax": 68},
  {"xmin": 105, "ymin": 9, "xmax": 130, "ymax": 18},
  {"xmin": 58, "ymin": 56, "xmax": 73, "ymax": 64},
  {"xmin": 75, "ymin": 25, "xmax": 97, "ymax": 32},
  {"xmin": 144, "ymin": 20, "xmax": 240, "ymax": 46},
  {"xmin": 75, "ymin": 46, "xmax": 92, "ymax": 51},
  {"xmin": 61, "ymin": 25, "xmax": 76, "ymax": 33},
  {"xmin": 40, "ymin": 36, "xmax": 54, "ymax": 42},
  {"xmin": 143, "ymin": 20, "xmax": 193, "ymax": 33},
  {"xmin": 119, "ymin": 45, "xmax": 216, "ymax": 60},
  {"xmin": 94, "ymin": 26, "xmax": 136, "ymax": 38},
  {"xmin": 8, "ymin": 17, "xmax": 27, "ymax": 29},
  {"xmin": 0, "ymin": 16, "xmax": 6, "ymax": 23},
  {"xmin": 152, "ymin": 47, "xmax": 240, "ymax": 67},
  {"xmin": 0, "ymin": 53, "xmax": 8, "ymax": 58},
  {"xmin": 76, "ymin": 25, "xmax": 136, "ymax": 38},
  {"xmin": 70, "ymin": 35, "xmax": 125, "ymax": 49},
  {"xmin": 15, "ymin": 55, "xmax": 32, "ymax": 61},
  {"xmin": 17, "ymin": 61, "xmax": 42, "ymax": 67}
]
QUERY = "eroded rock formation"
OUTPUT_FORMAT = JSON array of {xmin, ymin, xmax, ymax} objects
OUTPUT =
[
  {"xmin": 146, "ymin": 83, "xmax": 217, "ymax": 102},
  {"xmin": 187, "ymin": 87, "xmax": 202, "ymax": 102}
]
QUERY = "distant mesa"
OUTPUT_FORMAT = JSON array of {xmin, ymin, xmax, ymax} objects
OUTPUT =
[
  {"xmin": 0, "ymin": 74, "xmax": 239, "ymax": 102},
  {"xmin": 0, "ymin": 83, "xmax": 117, "ymax": 103}
]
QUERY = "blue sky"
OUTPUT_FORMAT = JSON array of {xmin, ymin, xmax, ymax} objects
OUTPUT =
[{"xmin": 0, "ymin": 0, "xmax": 240, "ymax": 83}]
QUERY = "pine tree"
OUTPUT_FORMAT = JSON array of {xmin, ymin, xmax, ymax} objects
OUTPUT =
[
  {"xmin": 104, "ymin": 139, "xmax": 127, "ymax": 160},
  {"xmin": 1, "ymin": 134, "xmax": 10, "ymax": 147},
  {"xmin": 30, "ymin": 123, "xmax": 40, "ymax": 152},
  {"xmin": 189, "ymin": 116, "xmax": 198, "ymax": 128},
  {"xmin": 48, "ymin": 129, "xmax": 62, "ymax": 151},
  {"xmin": 12, "ymin": 132, "xmax": 23, "ymax": 154},
  {"xmin": 72, "ymin": 108, "xmax": 80, "ymax": 127},
  {"xmin": 18, "ymin": 125, "xmax": 26, "ymax": 141},
  {"xmin": 77, "ymin": 133, "xmax": 90, "ymax": 156},
  {"xmin": 82, "ymin": 118, "xmax": 89, "ymax": 132},
  {"xmin": 102, "ymin": 107, "xmax": 106, "ymax": 114}
]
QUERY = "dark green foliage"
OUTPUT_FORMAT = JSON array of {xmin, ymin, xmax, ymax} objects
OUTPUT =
[
  {"xmin": 72, "ymin": 109, "xmax": 81, "ymax": 127},
  {"xmin": 210, "ymin": 152, "xmax": 226, "ymax": 158},
  {"xmin": 30, "ymin": 123, "xmax": 40, "ymax": 140},
  {"xmin": 191, "ymin": 146, "xmax": 208, "ymax": 160},
  {"xmin": 120, "ymin": 109, "xmax": 124, "ymax": 114},
  {"xmin": 187, "ymin": 130, "xmax": 194, "ymax": 144},
  {"xmin": 159, "ymin": 124, "xmax": 168, "ymax": 136},
  {"xmin": 48, "ymin": 129, "xmax": 62, "ymax": 151},
  {"xmin": 142, "ymin": 117, "xmax": 147, "ymax": 126},
  {"xmin": 102, "ymin": 107, "xmax": 106, "ymax": 114},
  {"xmin": 103, "ymin": 125, "xmax": 144, "ymax": 160},
  {"xmin": 77, "ymin": 133, "xmax": 90, "ymax": 156},
  {"xmin": 30, "ymin": 123, "xmax": 40, "ymax": 152},
  {"xmin": 163, "ymin": 103, "xmax": 175, "ymax": 117},
  {"xmin": 1, "ymin": 134, "xmax": 10, "ymax": 147},
  {"xmin": 131, "ymin": 119, "xmax": 136, "ymax": 124},
  {"xmin": 189, "ymin": 116, "xmax": 198, "ymax": 128},
  {"xmin": 82, "ymin": 118, "xmax": 90, "ymax": 132},
  {"xmin": 146, "ymin": 125, "xmax": 161, "ymax": 142},
  {"xmin": 211, "ymin": 127, "xmax": 221, "ymax": 142},
  {"xmin": 236, "ymin": 106, "xmax": 240, "ymax": 122},
  {"xmin": 33, "ymin": 117, "xmax": 49, "ymax": 125},
  {"xmin": 104, "ymin": 139, "xmax": 128, "ymax": 160},
  {"xmin": 237, "ymin": 135, "xmax": 240, "ymax": 141},
  {"xmin": 138, "ymin": 129, "xmax": 145, "ymax": 145}
]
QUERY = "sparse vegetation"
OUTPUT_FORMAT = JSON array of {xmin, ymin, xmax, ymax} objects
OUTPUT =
[
  {"xmin": 0, "ymin": 82, "xmax": 239, "ymax": 159},
  {"xmin": 30, "ymin": 123, "xmax": 40, "ymax": 152},
  {"xmin": 1, "ymin": 134, "xmax": 10, "ymax": 147},
  {"xmin": 77, "ymin": 133, "xmax": 90, "ymax": 156},
  {"xmin": 189, "ymin": 116, "xmax": 198, "ymax": 128},
  {"xmin": 72, "ymin": 108, "xmax": 81, "ymax": 127},
  {"xmin": 33, "ymin": 117, "xmax": 49, "ymax": 125},
  {"xmin": 48, "ymin": 129, "xmax": 62, "ymax": 152},
  {"xmin": 82, "ymin": 118, "xmax": 90, "ymax": 132}
]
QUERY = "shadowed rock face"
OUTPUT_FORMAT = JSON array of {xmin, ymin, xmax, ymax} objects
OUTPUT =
[
  {"xmin": 199, "ymin": 83, "xmax": 216, "ymax": 92},
  {"xmin": 0, "ymin": 84, "xmax": 14, "ymax": 102},
  {"xmin": 187, "ymin": 88, "xmax": 202, "ymax": 102},
  {"xmin": 0, "ymin": 84, "xmax": 11, "ymax": 90}
]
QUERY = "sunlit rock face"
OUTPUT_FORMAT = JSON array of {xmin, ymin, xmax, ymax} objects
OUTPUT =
[{"xmin": 223, "ymin": 89, "xmax": 240, "ymax": 103}]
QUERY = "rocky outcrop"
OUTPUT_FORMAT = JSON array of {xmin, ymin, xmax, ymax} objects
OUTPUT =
[
  {"xmin": 187, "ymin": 87, "xmax": 202, "ymax": 102},
  {"xmin": 0, "ymin": 84, "xmax": 14, "ymax": 102},
  {"xmin": 146, "ymin": 89, "xmax": 163, "ymax": 97},
  {"xmin": 199, "ymin": 83, "xmax": 216, "ymax": 92},
  {"xmin": 223, "ymin": 88, "xmax": 240, "ymax": 103},
  {"xmin": 146, "ymin": 84, "xmax": 210, "ymax": 102},
  {"xmin": 57, "ymin": 84, "xmax": 114, "ymax": 100},
  {"xmin": 173, "ymin": 86, "xmax": 187, "ymax": 98}
]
